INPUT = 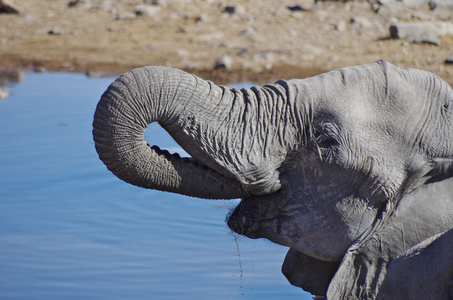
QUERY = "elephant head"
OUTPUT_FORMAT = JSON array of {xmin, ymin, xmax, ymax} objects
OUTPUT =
[{"xmin": 93, "ymin": 60, "xmax": 453, "ymax": 299}]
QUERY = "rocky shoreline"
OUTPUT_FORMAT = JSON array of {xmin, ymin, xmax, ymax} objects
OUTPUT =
[{"xmin": 1, "ymin": 0, "xmax": 453, "ymax": 96}]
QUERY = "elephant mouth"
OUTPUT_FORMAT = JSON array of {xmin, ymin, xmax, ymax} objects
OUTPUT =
[{"xmin": 227, "ymin": 199, "xmax": 267, "ymax": 239}]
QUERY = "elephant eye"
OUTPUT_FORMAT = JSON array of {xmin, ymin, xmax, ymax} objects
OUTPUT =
[{"xmin": 313, "ymin": 129, "xmax": 338, "ymax": 148}]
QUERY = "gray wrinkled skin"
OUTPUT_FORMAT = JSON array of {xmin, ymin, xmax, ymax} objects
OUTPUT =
[
  {"xmin": 377, "ymin": 228, "xmax": 453, "ymax": 299},
  {"xmin": 93, "ymin": 60, "xmax": 453, "ymax": 299}
]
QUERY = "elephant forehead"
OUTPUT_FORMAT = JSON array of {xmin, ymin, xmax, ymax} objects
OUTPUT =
[{"xmin": 315, "ymin": 88, "xmax": 384, "ymax": 127}]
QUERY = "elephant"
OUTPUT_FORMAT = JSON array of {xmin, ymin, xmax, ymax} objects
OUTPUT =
[{"xmin": 92, "ymin": 60, "xmax": 453, "ymax": 299}]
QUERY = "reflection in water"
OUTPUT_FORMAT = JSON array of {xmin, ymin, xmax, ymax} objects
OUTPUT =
[{"xmin": 0, "ymin": 72, "xmax": 310, "ymax": 299}]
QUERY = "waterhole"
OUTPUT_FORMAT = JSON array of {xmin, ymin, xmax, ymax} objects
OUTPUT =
[{"xmin": 0, "ymin": 72, "xmax": 309, "ymax": 299}]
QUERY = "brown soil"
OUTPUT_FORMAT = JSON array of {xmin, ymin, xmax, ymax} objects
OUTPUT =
[{"xmin": 1, "ymin": 0, "xmax": 453, "ymax": 85}]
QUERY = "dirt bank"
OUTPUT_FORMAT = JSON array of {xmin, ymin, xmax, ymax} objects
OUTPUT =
[{"xmin": 1, "ymin": 0, "xmax": 453, "ymax": 85}]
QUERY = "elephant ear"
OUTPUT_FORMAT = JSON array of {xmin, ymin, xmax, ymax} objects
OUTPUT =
[
  {"xmin": 326, "ymin": 198, "xmax": 396, "ymax": 299},
  {"xmin": 406, "ymin": 157, "xmax": 453, "ymax": 192},
  {"xmin": 326, "ymin": 234, "xmax": 391, "ymax": 299},
  {"xmin": 282, "ymin": 248, "xmax": 340, "ymax": 298},
  {"xmin": 402, "ymin": 157, "xmax": 453, "ymax": 194},
  {"xmin": 424, "ymin": 158, "xmax": 453, "ymax": 184}
]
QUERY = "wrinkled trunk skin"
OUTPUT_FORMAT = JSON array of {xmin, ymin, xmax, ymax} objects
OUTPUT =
[
  {"xmin": 93, "ymin": 66, "xmax": 298, "ymax": 199},
  {"xmin": 93, "ymin": 66, "xmax": 241, "ymax": 199}
]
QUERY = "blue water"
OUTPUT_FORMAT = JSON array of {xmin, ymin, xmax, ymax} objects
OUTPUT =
[{"xmin": 0, "ymin": 72, "xmax": 311, "ymax": 299}]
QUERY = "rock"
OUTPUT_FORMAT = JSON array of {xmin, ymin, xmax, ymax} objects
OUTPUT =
[
  {"xmin": 240, "ymin": 27, "xmax": 255, "ymax": 37},
  {"xmin": 377, "ymin": 0, "xmax": 393, "ymax": 5},
  {"xmin": 223, "ymin": 6, "xmax": 235, "ymax": 14},
  {"xmin": 287, "ymin": 0, "xmax": 315, "ymax": 11},
  {"xmin": 195, "ymin": 14, "xmax": 210, "ymax": 23},
  {"xmin": 401, "ymin": 0, "xmax": 429, "ymax": 8},
  {"xmin": 375, "ymin": 2, "xmax": 406, "ymax": 19},
  {"xmin": 351, "ymin": 16, "xmax": 376, "ymax": 29},
  {"xmin": 223, "ymin": 5, "xmax": 245, "ymax": 16},
  {"xmin": 0, "ymin": 0, "xmax": 19, "ymax": 14},
  {"xmin": 334, "ymin": 20, "xmax": 347, "ymax": 33},
  {"xmin": 429, "ymin": 0, "xmax": 453, "ymax": 10},
  {"xmin": 48, "ymin": 27, "xmax": 62, "ymax": 35},
  {"xmin": 377, "ymin": 0, "xmax": 428, "ymax": 8},
  {"xmin": 237, "ymin": 48, "xmax": 249, "ymax": 57},
  {"xmin": 86, "ymin": 70, "xmax": 103, "ymax": 78},
  {"xmin": 414, "ymin": 32, "xmax": 440, "ymax": 45},
  {"xmin": 390, "ymin": 22, "xmax": 453, "ymax": 45},
  {"xmin": 235, "ymin": 5, "xmax": 246, "ymax": 16},
  {"xmin": 95, "ymin": 0, "xmax": 116, "ymax": 14},
  {"xmin": 115, "ymin": 12, "xmax": 137, "ymax": 20},
  {"xmin": 411, "ymin": 11, "xmax": 436, "ymax": 21},
  {"xmin": 350, "ymin": 16, "xmax": 382, "ymax": 35},
  {"xmin": 175, "ymin": 48, "xmax": 188, "ymax": 57},
  {"xmin": 134, "ymin": 4, "xmax": 161, "ymax": 17},
  {"xmin": 287, "ymin": 5, "xmax": 304, "ymax": 11},
  {"xmin": 68, "ymin": 0, "xmax": 84, "ymax": 8},
  {"xmin": 0, "ymin": 87, "xmax": 9, "ymax": 100},
  {"xmin": 433, "ymin": 22, "xmax": 453, "ymax": 35},
  {"xmin": 288, "ymin": 28, "xmax": 298, "ymax": 36},
  {"xmin": 196, "ymin": 32, "xmax": 224, "ymax": 43},
  {"xmin": 144, "ymin": 0, "xmax": 162, "ymax": 5},
  {"xmin": 389, "ymin": 24, "xmax": 439, "ymax": 45},
  {"xmin": 214, "ymin": 56, "xmax": 233, "ymax": 69}
]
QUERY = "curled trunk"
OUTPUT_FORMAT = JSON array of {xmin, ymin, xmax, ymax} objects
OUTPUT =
[
  {"xmin": 93, "ymin": 66, "xmax": 298, "ymax": 199},
  {"xmin": 93, "ymin": 66, "xmax": 246, "ymax": 199}
]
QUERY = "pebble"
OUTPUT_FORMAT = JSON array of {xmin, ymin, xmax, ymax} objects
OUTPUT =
[
  {"xmin": 195, "ymin": 14, "xmax": 210, "ymax": 23},
  {"xmin": 240, "ymin": 27, "xmax": 255, "ymax": 37},
  {"xmin": 48, "ymin": 27, "xmax": 62, "ymax": 35},
  {"xmin": 115, "ymin": 12, "xmax": 137, "ymax": 20},
  {"xmin": 86, "ymin": 70, "xmax": 103, "ymax": 78},
  {"xmin": 134, "ymin": 4, "xmax": 161, "ymax": 17},
  {"xmin": 287, "ymin": 0, "xmax": 316, "ymax": 12},
  {"xmin": 350, "ymin": 16, "xmax": 377, "ymax": 30},
  {"xmin": 175, "ymin": 48, "xmax": 189, "ymax": 57},
  {"xmin": 415, "ymin": 32, "xmax": 440, "ymax": 46},
  {"xmin": 144, "ymin": 0, "xmax": 162, "ymax": 5},
  {"xmin": 214, "ymin": 56, "xmax": 233, "ymax": 69},
  {"xmin": 223, "ymin": 6, "xmax": 235, "ymax": 14},
  {"xmin": 67, "ymin": 0, "xmax": 84, "ymax": 8},
  {"xmin": 335, "ymin": 20, "xmax": 347, "ymax": 33}
]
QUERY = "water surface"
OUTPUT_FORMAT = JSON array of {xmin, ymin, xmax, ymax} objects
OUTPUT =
[{"xmin": 0, "ymin": 72, "xmax": 311, "ymax": 299}]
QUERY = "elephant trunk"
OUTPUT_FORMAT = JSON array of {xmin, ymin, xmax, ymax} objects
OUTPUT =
[{"xmin": 92, "ymin": 66, "xmax": 246, "ymax": 199}]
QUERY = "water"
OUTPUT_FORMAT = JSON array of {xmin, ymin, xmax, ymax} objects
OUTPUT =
[{"xmin": 0, "ymin": 72, "xmax": 311, "ymax": 300}]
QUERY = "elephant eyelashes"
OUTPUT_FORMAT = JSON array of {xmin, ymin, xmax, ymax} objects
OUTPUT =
[{"xmin": 313, "ymin": 130, "xmax": 338, "ymax": 149}]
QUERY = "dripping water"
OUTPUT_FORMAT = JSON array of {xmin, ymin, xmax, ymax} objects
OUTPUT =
[{"xmin": 231, "ymin": 229, "xmax": 244, "ymax": 293}]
